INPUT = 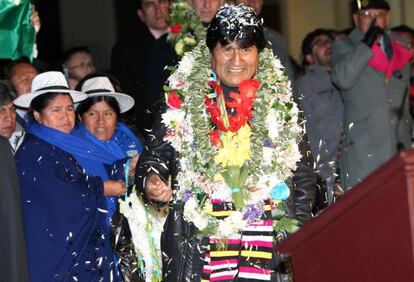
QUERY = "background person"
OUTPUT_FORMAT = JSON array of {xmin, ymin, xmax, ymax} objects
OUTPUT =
[
  {"xmin": 62, "ymin": 46, "xmax": 96, "ymax": 89},
  {"xmin": 76, "ymin": 75, "xmax": 143, "ymax": 281},
  {"xmin": 331, "ymin": 0, "xmax": 413, "ymax": 190},
  {"xmin": 0, "ymin": 80, "xmax": 25, "ymax": 151},
  {"xmin": 295, "ymin": 28, "xmax": 343, "ymax": 204},
  {"xmin": 111, "ymin": 0, "xmax": 171, "ymax": 138},
  {"xmin": 0, "ymin": 136, "xmax": 29, "ymax": 282}
]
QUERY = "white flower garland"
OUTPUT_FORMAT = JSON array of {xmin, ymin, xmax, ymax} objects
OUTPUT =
[
  {"xmin": 119, "ymin": 191, "xmax": 167, "ymax": 282},
  {"xmin": 162, "ymin": 40, "xmax": 302, "ymax": 237}
]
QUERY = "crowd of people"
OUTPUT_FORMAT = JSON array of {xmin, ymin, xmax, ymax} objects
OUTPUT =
[{"xmin": 1, "ymin": 0, "xmax": 414, "ymax": 281}]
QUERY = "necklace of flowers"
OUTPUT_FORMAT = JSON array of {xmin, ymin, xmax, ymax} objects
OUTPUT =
[
  {"xmin": 167, "ymin": 0, "xmax": 206, "ymax": 57},
  {"xmin": 162, "ymin": 40, "xmax": 302, "ymax": 238},
  {"xmin": 118, "ymin": 186, "xmax": 167, "ymax": 282}
]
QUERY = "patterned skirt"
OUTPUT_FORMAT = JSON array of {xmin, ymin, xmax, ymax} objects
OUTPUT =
[{"xmin": 200, "ymin": 201, "xmax": 274, "ymax": 281}]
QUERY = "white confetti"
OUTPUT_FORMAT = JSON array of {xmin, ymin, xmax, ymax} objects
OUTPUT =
[{"xmin": 97, "ymin": 208, "xmax": 108, "ymax": 213}]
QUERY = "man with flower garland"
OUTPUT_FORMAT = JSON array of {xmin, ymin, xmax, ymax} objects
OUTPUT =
[{"xmin": 136, "ymin": 4, "xmax": 316, "ymax": 282}]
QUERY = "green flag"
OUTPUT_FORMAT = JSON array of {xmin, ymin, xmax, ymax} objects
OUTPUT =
[{"xmin": 0, "ymin": 0, "xmax": 35, "ymax": 60}]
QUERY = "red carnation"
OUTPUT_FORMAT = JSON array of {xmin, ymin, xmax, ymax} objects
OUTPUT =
[
  {"xmin": 167, "ymin": 91, "xmax": 183, "ymax": 109},
  {"xmin": 209, "ymin": 130, "xmax": 222, "ymax": 147},
  {"xmin": 170, "ymin": 23, "xmax": 182, "ymax": 35},
  {"xmin": 239, "ymin": 79, "xmax": 260, "ymax": 100}
]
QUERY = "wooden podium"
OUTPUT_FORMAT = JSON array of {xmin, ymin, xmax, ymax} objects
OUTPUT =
[{"xmin": 276, "ymin": 150, "xmax": 414, "ymax": 282}]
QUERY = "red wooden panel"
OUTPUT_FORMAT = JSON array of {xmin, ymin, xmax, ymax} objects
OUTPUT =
[{"xmin": 277, "ymin": 150, "xmax": 414, "ymax": 282}]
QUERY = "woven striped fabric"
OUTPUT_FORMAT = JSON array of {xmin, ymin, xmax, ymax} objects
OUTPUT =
[{"xmin": 201, "ymin": 201, "xmax": 274, "ymax": 281}]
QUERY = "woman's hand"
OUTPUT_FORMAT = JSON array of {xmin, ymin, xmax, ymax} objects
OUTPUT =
[
  {"xmin": 145, "ymin": 174, "xmax": 172, "ymax": 202},
  {"xmin": 128, "ymin": 154, "xmax": 140, "ymax": 177},
  {"xmin": 103, "ymin": 180, "xmax": 127, "ymax": 196}
]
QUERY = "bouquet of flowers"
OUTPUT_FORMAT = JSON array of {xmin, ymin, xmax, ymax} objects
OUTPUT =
[{"xmin": 167, "ymin": 0, "xmax": 206, "ymax": 57}]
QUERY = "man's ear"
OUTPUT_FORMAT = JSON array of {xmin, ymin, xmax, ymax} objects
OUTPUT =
[
  {"xmin": 352, "ymin": 13, "xmax": 359, "ymax": 28},
  {"xmin": 305, "ymin": 54, "xmax": 315, "ymax": 65},
  {"xmin": 137, "ymin": 9, "xmax": 144, "ymax": 22},
  {"xmin": 385, "ymin": 11, "xmax": 391, "ymax": 28}
]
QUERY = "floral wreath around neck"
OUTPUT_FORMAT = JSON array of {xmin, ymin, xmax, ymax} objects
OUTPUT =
[
  {"xmin": 167, "ymin": 0, "xmax": 206, "ymax": 57},
  {"xmin": 162, "ymin": 40, "xmax": 303, "ymax": 238}
]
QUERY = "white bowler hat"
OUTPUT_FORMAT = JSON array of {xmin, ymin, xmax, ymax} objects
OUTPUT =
[
  {"xmin": 13, "ymin": 71, "xmax": 87, "ymax": 108},
  {"xmin": 80, "ymin": 76, "xmax": 135, "ymax": 113}
]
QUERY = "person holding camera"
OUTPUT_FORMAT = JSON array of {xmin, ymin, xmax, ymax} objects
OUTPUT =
[{"xmin": 331, "ymin": 0, "xmax": 413, "ymax": 190}]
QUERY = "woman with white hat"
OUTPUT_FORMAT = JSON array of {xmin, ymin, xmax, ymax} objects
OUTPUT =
[
  {"xmin": 14, "ymin": 71, "xmax": 125, "ymax": 281},
  {"xmin": 75, "ymin": 74, "xmax": 146, "ymax": 281}
]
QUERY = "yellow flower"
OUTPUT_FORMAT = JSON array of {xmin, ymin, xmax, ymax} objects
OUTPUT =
[
  {"xmin": 203, "ymin": 202, "xmax": 213, "ymax": 214},
  {"xmin": 183, "ymin": 37, "xmax": 197, "ymax": 46},
  {"xmin": 214, "ymin": 124, "xmax": 251, "ymax": 167},
  {"xmin": 213, "ymin": 174, "xmax": 224, "ymax": 181},
  {"xmin": 175, "ymin": 39, "xmax": 185, "ymax": 56}
]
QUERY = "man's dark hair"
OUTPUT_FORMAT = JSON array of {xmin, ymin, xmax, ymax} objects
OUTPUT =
[
  {"xmin": 301, "ymin": 28, "xmax": 333, "ymax": 57},
  {"xmin": 135, "ymin": 0, "xmax": 143, "ymax": 9},
  {"xmin": 206, "ymin": 4, "xmax": 266, "ymax": 53},
  {"xmin": 0, "ymin": 80, "xmax": 16, "ymax": 106},
  {"xmin": 351, "ymin": 0, "xmax": 390, "ymax": 14},
  {"xmin": 62, "ymin": 46, "xmax": 92, "ymax": 64},
  {"xmin": 391, "ymin": 24, "xmax": 414, "ymax": 37},
  {"xmin": 2, "ymin": 56, "xmax": 37, "ymax": 80}
]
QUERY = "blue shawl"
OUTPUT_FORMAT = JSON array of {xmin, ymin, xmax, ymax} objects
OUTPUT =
[{"xmin": 27, "ymin": 120, "xmax": 143, "ymax": 219}]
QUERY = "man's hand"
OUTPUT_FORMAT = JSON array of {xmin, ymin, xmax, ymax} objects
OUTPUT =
[
  {"xmin": 103, "ymin": 180, "xmax": 127, "ymax": 196},
  {"xmin": 30, "ymin": 5, "xmax": 41, "ymax": 33},
  {"xmin": 362, "ymin": 18, "xmax": 384, "ymax": 47},
  {"xmin": 145, "ymin": 174, "xmax": 173, "ymax": 203}
]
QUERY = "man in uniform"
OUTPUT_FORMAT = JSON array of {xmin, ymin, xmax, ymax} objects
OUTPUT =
[{"xmin": 331, "ymin": 0, "xmax": 413, "ymax": 189}]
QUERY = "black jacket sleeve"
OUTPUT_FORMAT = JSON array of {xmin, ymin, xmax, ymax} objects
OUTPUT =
[
  {"xmin": 135, "ymin": 104, "xmax": 179, "ymax": 208},
  {"xmin": 290, "ymin": 133, "xmax": 318, "ymax": 226}
]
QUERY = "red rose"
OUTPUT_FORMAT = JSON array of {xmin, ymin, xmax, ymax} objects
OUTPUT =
[
  {"xmin": 170, "ymin": 23, "xmax": 181, "ymax": 35},
  {"xmin": 167, "ymin": 91, "xmax": 183, "ymax": 109},
  {"xmin": 209, "ymin": 130, "xmax": 222, "ymax": 147},
  {"xmin": 239, "ymin": 79, "xmax": 260, "ymax": 99}
]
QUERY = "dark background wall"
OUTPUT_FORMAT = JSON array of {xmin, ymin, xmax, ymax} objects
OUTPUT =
[{"xmin": 33, "ymin": 0, "xmax": 283, "ymax": 71}]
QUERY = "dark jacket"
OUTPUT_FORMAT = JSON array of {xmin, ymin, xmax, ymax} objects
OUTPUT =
[
  {"xmin": 111, "ymin": 22, "xmax": 156, "ymax": 137},
  {"xmin": 0, "ymin": 137, "xmax": 29, "ymax": 282},
  {"xmin": 147, "ymin": 34, "xmax": 180, "ymax": 120},
  {"xmin": 136, "ymin": 104, "xmax": 317, "ymax": 281}
]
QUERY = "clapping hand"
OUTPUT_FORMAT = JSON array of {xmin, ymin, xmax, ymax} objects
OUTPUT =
[
  {"xmin": 103, "ymin": 180, "xmax": 127, "ymax": 197},
  {"xmin": 145, "ymin": 173, "xmax": 173, "ymax": 203}
]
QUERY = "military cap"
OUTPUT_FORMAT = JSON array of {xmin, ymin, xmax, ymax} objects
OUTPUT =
[{"xmin": 352, "ymin": 0, "xmax": 390, "ymax": 13}]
